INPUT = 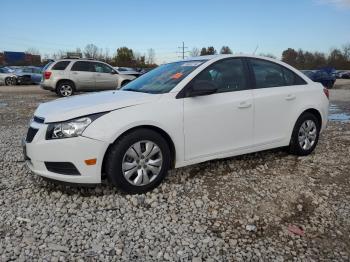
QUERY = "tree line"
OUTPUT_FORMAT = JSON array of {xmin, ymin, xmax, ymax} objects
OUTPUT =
[
  {"xmin": 43, "ymin": 43, "xmax": 350, "ymax": 69},
  {"xmin": 45, "ymin": 44, "xmax": 157, "ymax": 68},
  {"xmin": 281, "ymin": 45, "xmax": 350, "ymax": 70}
]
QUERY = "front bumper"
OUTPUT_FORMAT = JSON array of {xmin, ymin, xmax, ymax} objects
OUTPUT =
[{"xmin": 23, "ymin": 121, "xmax": 109, "ymax": 184}]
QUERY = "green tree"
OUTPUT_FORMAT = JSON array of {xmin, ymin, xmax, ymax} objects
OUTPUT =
[{"xmin": 114, "ymin": 47, "xmax": 134, "ymax": 67}]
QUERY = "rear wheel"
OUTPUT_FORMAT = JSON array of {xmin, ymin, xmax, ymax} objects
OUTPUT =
[
  {"xmin": 105, "ymin": 129, "xmax": 171, "ymax": 193},
  {"xmin": 289, "ymin": 112, "xmax": 320, "ymax": 156},
  {"xmin": 56, "ymin": 81, "xmax": 75, "ymax": 97}
]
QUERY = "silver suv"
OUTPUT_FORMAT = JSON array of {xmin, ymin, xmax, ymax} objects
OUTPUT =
[{"xmin": 41, "ymin": 59, "xmax": 136, "ymax": 97}]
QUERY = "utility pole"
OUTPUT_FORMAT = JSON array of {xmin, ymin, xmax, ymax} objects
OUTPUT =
[{"xmin": 177, "ymin": 42, "xmax": 188, "ymax": 59}]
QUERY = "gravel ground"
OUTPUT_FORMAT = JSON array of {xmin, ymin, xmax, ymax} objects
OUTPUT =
[{"xmin": 0, "ymin": 82, "xmax": 350, "ymax": 261}]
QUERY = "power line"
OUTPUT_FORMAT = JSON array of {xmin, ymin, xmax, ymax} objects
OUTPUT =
[{"xmin": 177, "ymin": 41, "xmax": 189, "ymax": 59}]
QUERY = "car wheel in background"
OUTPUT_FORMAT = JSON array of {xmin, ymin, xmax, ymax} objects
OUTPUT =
[
  {"xmin": 5, "ymin": 77, "xmax": 15, "ymax": 86},
  {"xmin": 56, "ymin": 81, "xmax": 75, "ymax": 97},
  {"xmin": 289, "ymin": 112, "xmax": 320, "ymax": 156},
  {"xmin": 105, "ymin": 128, "xmax": 171, "ymax": 193}
]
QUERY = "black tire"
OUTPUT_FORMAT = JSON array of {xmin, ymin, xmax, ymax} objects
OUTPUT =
[
  {"xmin": 121, "ymin": 80, "xmax": 131, "ymax": 87},
  {"xmin": 289, "ymin": 112, "xmax": 320, "ymax": 156},
  {"xmin": 5, "ymin": 77, "xmax": 14, "ymax": 86},
  {"xmin": 105, "ymin": 128, "xmax": 171, "ymax": 194},
  {"xmin": 56, "ymin": 81, "xmax": 75, "ymax": 97}
]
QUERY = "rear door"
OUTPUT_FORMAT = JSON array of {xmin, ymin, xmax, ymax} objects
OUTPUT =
[
  {"xmin": 247, "ymin": 58, "xmax": 308, "ymax": 146},
  {"xmin": 93, "ymin": 62, "xmax": 119, "ymax": 90},
  {"xmin": 70, "ymin": 61, "xmax": 95, "ymax": 90}
]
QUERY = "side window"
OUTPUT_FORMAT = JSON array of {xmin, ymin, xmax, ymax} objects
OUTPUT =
[
  {"xmin": 52, "ymin": 61, "xmax": 70, "ymax": 70},
  {"xmin": 250, "ymin": 59, "xmax": 306, "ymax": 88},
  {"xmin": 193, "ymin": 58, "xmax": 248, "ymax": 93},
  {"xmin": 71, "ymin": 61, "xmax": 93, "ymax": 72},
  {"xmin": 249, "ymin": 59, "xmax": 285, "ymax": 88},
  {"xmin": 283, "ymin": 67, "xmax": 307, "ymax": 86},
  {"xmin": 93, "ymin": 62, "xmax": 113, "ymax": 73}
]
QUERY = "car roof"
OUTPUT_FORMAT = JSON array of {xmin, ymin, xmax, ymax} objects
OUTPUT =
[
  {"xmin": 179, "ymin": 54, "xmax": 281, "ymax": 62},
  {"xmin": 55, "ymin": 59, "xmax": 104, "ymax": 63}
]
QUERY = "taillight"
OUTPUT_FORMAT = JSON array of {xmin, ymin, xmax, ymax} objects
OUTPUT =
[
  {"xmin": 44, "ymin": 71, "xmax": 52, "ymax": 80},
  {"xmin": 323, "ymin": 87, "xmax": 329, "ymax": 99}
]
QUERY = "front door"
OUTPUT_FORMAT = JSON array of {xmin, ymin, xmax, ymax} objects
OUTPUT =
[
  {"xmin": 183, "ymin": 58, "xmax": 254, "ymax": 160},
  {"xmin": 93, "ymin": 62, "xmax": 118, "ymax": 90}
]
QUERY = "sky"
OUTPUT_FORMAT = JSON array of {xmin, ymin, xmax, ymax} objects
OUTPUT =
[{"xmin": 0, "ymin": 0, "xmax": 349, "ymax": 63}]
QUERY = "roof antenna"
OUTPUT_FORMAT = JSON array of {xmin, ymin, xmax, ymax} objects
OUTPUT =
[{"xmin": 253, "ymin": 45, "xmax": 259, "ymax": 55}]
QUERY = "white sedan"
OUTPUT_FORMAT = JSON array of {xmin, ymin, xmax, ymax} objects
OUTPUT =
[{"xmin": 24, "ymin": 55, "xmax": 329, "ymax": 193}]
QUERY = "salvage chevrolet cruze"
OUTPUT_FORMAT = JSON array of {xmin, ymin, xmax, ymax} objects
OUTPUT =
[{"xmin": 23, "ymin": 55, "xmax": 329, "ymax": 193}]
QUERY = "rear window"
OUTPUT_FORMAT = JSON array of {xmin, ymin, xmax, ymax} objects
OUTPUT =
[
  {"xmin": 71, "ymin": 61, "xmax": 93, "ymax": 72},
  {"xmin": 52, "ymin": 61, "xmax": 70, "ymax": 70}
]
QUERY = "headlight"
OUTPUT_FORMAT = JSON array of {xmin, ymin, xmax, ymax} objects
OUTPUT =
[{"xmin": 46, "ymin": 112, "xmax": 107, "ymax": 140}]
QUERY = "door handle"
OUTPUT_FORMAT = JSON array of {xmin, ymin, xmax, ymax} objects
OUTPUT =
[
  {"xmin": 96, "ymin": 74, "xmax": 101, "ymax": 76},
  {"xmin": 72, "ymin": 72, "xmax": 78, "ymax": 75},
  {"xmin": 238, "ymin": 101, "xmax": 252, "ymax": 109},
  {"xmin": 285, "ymin": 94, "xmax": 296, "ymax": 101}
]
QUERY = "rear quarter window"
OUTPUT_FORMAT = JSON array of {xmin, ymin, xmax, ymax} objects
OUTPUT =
[
  {"xmin": 51, "ymin": 61, "xmax": 70, "ymax": 70},
  {"xmin": 249, "ymin": 58, "xmax": 306, "ymax": 88}
]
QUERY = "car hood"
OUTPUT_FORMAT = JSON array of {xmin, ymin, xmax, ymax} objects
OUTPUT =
[{"xmin": 35, "ymin": 90, "xmax": 160, "ymax": 123}]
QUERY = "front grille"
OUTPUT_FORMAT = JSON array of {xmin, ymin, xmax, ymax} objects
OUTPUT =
[
  {"xmin": 45, "ymin": 162, "xmax": 81, "ymax": 175},
  {"xmin": 26, "ymin": 127, "xmax": 38, "ymax": 143},
  {"xmin": 34, "ymin": 116, "xmax": 45, "ymax": 123}
]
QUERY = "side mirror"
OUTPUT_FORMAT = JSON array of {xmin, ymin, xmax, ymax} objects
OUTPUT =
[
  {"xmin": 111, "ymin": 70, "xmax": 118, "ymax": 74},
  {"xmin": 187, "ymin": 80, "xmax": 218, "ymax": 97}
]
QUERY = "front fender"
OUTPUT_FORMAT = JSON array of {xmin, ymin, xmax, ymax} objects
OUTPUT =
[{"xmin": 82, "ymin": 95, "xmax": 185, "ymax": 164}]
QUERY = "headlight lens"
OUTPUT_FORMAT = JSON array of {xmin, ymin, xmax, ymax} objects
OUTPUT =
[
  {"xmin": 52, "ymin": 117, "xmax": 92, "ymax": 138},
  {"xmin": 46, "ymin": 113, "xmax": 107, "ymax": 140}
]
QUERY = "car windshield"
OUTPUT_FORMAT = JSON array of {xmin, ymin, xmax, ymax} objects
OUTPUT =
[{"xmin": 122, "ymin": 60, "xmax": 207, "ymax": 94}]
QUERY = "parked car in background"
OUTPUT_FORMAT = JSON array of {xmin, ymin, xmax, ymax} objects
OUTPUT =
[
  {"xmin": 41, "ymin": 59, "xmax": 136, "ymax": 97},
  {"xmin": 25, "ymin": 55, "xmax": 329, "ymax": 193},
  {"xmin": 340, "ymin": 71, "xmax": 350, "ymax": 79},
  {"xmin": 15, "ymin": 66, "xmax": 42, "ymax": 85},
  {"xmin": 301, "ymin": 68, "xmax": 336, "ymax": 88},
  {"xmin": 0, "ymin": 67, "xmax": 16, "ymax": 85},
  {"xmin": 114, "ymin": 67, "xmax": 143, "ymax": 77}
]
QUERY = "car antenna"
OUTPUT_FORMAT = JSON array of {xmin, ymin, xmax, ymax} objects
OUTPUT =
[{"xmin": 253, "ymin": 45, "xmax": 259, "ymax": 55}]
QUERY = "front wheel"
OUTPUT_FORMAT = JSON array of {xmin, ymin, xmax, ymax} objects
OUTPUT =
[
  {"xmin": 5, "ymin": 77, "xmax": 15, "ymax": 86},
  {"xmin": 105, "ymin": 129, "xmax": 171, "ymax": 193},
  {"xmin": 289, "ymin": 112, "xmax": 320, "ymax": 156},
  {"xmin": 121, "ymin": 80, "xmax": 131, "ymax": 87}
]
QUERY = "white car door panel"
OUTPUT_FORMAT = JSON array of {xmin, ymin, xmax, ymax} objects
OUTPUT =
[
  {"xmin": 253, "ymin": 86, "xmax": 301, "ymax": 145},
  {"xmin": 184, "ymin": 90, "xmax": 254, "ymax": 160},
  {"xmin": 93, "ymin": 62, "xmax": 119, "ymax": 90},
  {"xmin": 70, "ymin": 61, "xmax": 95, "ymax": 89},
  {"xmin": 248, "ymin": 58, "xmax": 308, "ymax": 146}
]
